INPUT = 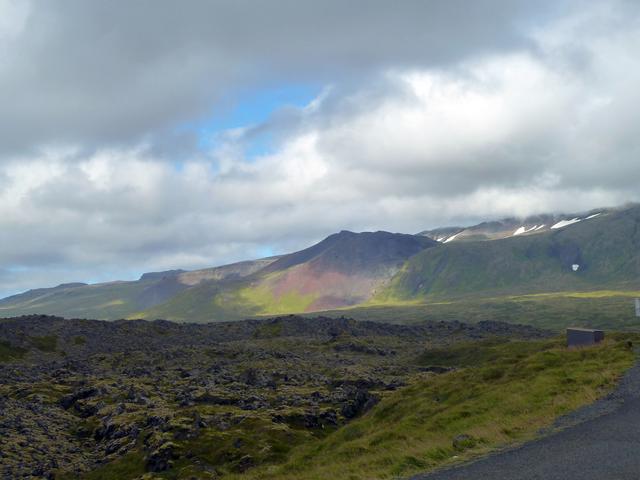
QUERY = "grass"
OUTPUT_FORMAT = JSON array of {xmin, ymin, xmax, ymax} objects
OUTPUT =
[
  {"xmin": 415, "ymin": 338, "xmax": 547, "ymax": 368},
  {"xmin": 239, "ymin": 274, "xmax": 319, "ymax": 315},
  {"xmin": 137, "ymin": 284, "xmax": 640, "ymax": 329},
  {"xmin": 508, "ymin": 289, "xmax": 640, "ymax": 299},
  {"xmin": 228, "ymin": 336, "xmax": 636, "ymax": 480},
  {"xmin": 308, "ymin": 290, "xmax": 640, "ymax": 332}
]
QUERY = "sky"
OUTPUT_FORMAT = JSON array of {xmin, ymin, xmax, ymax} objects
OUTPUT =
[{"xmin": 1, "ymin": 0, "xmax": 639, "ymax": 297}]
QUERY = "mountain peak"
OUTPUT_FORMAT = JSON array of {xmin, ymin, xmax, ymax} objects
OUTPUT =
[
  {"xmin": 264, "ymin": 230, "xmax": 437, "ymax": 275},
  {"xmin": 139, "ymin": 270, "xmax": 187, "ymax": 281}
]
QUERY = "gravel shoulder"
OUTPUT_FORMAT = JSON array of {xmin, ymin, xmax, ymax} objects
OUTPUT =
[{"xmin": 412, "ymin": 354, "xmax": 640, "ymax": 480}]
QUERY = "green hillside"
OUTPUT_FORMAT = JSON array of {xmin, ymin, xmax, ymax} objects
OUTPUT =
[
  {"xmin": 0, "ymin": 280, "xmax": 165, "ymax": 320},
  {"xmin": 377, "ymin": 205, "xmax": 639, "ymax": 302},
  {"xmin": 0, "ymin": 259, "xmax": 274, "ymax": 320},
  {"xmin": 132, "ymin": 278, "xmax": 258, "ymax": 322}
]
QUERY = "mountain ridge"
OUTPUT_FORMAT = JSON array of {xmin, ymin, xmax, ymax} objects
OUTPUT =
[
  {"xmin": 1, "ymin": 204, "xmax": 638, "ymax": 322},
  {"xmin": 418, "ymin": 206, "xmax": 618, "ymax": 243}
]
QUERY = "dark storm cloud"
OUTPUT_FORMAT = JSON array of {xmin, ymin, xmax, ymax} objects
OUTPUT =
[{"xmin": 0, "ymin": 0, "xmax": 557, "ymax": 155}]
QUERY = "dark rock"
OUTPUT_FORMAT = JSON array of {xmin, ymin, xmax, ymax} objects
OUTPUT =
[
  {"xmin": 60, "ymin": 387, "xmax": 98, "ymax": 410},
  {"xmin": 234, "ymin": 454, "xmax": 255, "ymax": 473},
  {"xmin": 341, "ymin": 389, "xmax": 379, "ymax": 419},
  {"xmin": 146, "ymin": 442, "xmax": 178, "ymax": 472},
  {"xmin": 74, "ymin": 400, "xmax": 99, "ymax": 418}
]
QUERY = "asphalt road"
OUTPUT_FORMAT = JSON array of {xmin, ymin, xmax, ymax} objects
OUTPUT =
[{"xmin": 413, "ymin": 359, "xmax": 640, "ymax": 480}]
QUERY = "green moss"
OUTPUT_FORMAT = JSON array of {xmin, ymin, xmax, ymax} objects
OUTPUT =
[
  {"xmin": 57, "ymin": 451, "xmax": 146, "ymax": 480},
  {"xmin": 22, "ymin": 383, "xmax": 72, "ymax": 403},
  {"xmin": 30, "ymin": 335, "xmax": 58, "ymax": 352},
  {"xmin": 253, "ymin": 321, "xmax": 283, "ymax": 338},
  {"xmin": 0, "ymin": 340, "xmax": 27, "ymax": 362},
  {"xmin": 73, "ymin": 335, "xmax": 87, "ymax": 345},
  {"xmin": 173, "ymin": 416, "xmax": 313, "ymax": 476}
]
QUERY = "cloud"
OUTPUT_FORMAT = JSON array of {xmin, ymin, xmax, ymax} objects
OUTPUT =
[
  {"xmin": 0, "ymin": 0, "xmax": 552, "ymax": 155},
  {"xmin": 1, "ymin": 0, "xmax": 639, "ymax": 296}
]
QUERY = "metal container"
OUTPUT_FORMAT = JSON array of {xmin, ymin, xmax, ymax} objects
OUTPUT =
[{"xmin": 566, "ymin": 328, "xmax": 605, "ymax": 347}]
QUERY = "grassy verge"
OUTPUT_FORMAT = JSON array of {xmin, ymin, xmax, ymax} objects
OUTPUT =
[{"xmin": 230, "ymin": 336, "xmax": 636, "ymax": 480}]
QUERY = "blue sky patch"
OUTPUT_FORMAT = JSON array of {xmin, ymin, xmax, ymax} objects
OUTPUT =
[{"xmin": 177, "ymin": 83, "xmax": 320, "ymax": 159}]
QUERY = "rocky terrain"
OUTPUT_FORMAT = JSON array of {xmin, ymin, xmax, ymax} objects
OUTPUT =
[{"xmin": 0, "ymin": 315, "xmax": 549, "ymax": 479}]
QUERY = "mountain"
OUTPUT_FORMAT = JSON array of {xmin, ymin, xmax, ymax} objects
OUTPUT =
[
  {"xmin": 137, "ymin": 230, "xmax": 438, "ymax": 321},
  {"xmin": 383, "ymin": 204, "xmax": 639, "ymax": 301},
  {"xmin": 1, "ymin": 204, "xmax": 638, "ymax": 322}
]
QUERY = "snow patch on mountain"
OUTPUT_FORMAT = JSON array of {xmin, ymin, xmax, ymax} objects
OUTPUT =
[
  {"xmin": 419, "ymin": 206, "xmax": 617, "ymax": 243},
  {"xmin": 513, "ymin": 225, "xmax": 539, "ymax": 236},
  {"xmin": 443, "ymin": 233, "xmax": 461, "ymax": 243},
  {"xmin": 551, "ymin": 218, "xmax": 581, "ymax": 229}
]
